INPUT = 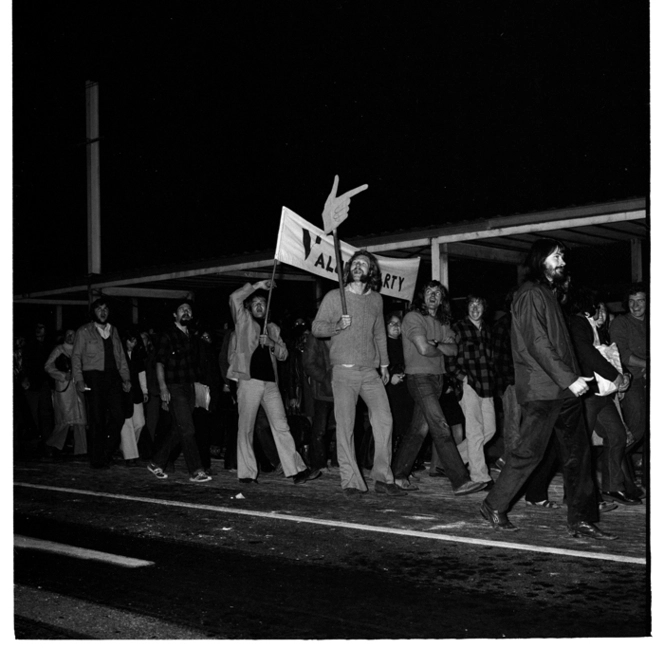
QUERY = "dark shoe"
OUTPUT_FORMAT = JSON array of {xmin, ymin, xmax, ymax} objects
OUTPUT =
[
  {"xmin": 568, "ymin": 521, "xmax": 618, "ymax": 540},
  {"xmin": 394, "ymin": 478, "xmax": 419, "ymax": 491},
  {"xmin": 481, "ymin": 479, "xmax": 494, "ymax": 491},
  {"xmin": 454, "ymin": 480, "xmax": 486, "ymax": 496},
  {"xmin": 480, "ymin": 500, "xmax": 518, "ymax": 532},
  {"xmin": 239, "ymin": 477, "xmax": 258, "ymax": 484},
  {"xmin": 599, "ymin": 500, "xmax": 619, "ymax": 513},
  {"xmin": 429, "ymin": 466, "xmax": 447, "ymax": 478},
  {"xmin": 293, "ymin": 468, "xmax": 322, "ymax": 484},
  {"xmin": 602, "ymin": 490, "xmax": 642, "ymax": 506},
  {"xmin": 343, "ymin": 488, "xmax": 365, "ymax": 498},
  {"xmin": 375, "ymin": 481, "xmax": 407, "ymax": 497}
]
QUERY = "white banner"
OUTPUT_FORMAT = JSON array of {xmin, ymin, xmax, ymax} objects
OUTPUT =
[{"xmin": 275, "ymin": 207, "xmax": 420, "ymax": 302}]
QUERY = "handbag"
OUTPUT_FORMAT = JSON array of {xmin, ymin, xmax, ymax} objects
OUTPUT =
[{"xmin": 54, "ymin": 353, "xmax": 71, "ymax": 373}]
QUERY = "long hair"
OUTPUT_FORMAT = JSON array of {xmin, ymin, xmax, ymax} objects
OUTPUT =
[
  {"xmin": 343, "ymin": 249, "xmax": 382, "ymax": 293},
  {"xmin": 524, "ymin": 238, "xmax": 567, "ymax": 284},
  {"xmin": 410, "ymin": 280, "xmax": 451, "ymax": 325}
]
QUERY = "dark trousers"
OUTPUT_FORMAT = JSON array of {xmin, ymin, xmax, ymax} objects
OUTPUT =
[
  {"xmin": 83, "ymin": 370, "xmax": 125, "ymax": 468},
  {"xmin": 310, "ymin": 399, "xmax": 335, "ymax": 470},
  {"xmin": 521, "ymin": 434, "xmax": 560, "ymax": 503},
  {"xmin": 152, "ymin": 383, "xmax": 203, "ymax": 475},
  {"xmin": 584, "ymin": 395, "xmax": 627, "ymax": 492},
  {"xmin": 392, "ymin": 374, "xmax": 469, "ymax": 489},
  {"xmin": 487, "ymin": 397, "xmax": 597, "ymax": 524},
  {"xmin": 24, "ymin": 385, "xmax": 55, "ymax": 441},
  {"xmin": 386, "ymin": 382, "xmax": 414, "ymax": 455}
]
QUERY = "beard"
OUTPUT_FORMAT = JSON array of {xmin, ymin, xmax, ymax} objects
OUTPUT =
[{"xmin": 352, "ymin": 271, "xmax": 369, "ymax": 284}]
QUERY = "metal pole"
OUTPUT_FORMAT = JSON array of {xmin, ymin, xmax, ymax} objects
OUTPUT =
[
  {"xmin": 332, "ymin": 229, "xmax": 347, "ymax": 315},
  {"xmin": 263, "ymin": 258, "xmax": 279, "ymax": 336},
  {"xmin": 86, "ymin": 81, "xmax": 101, "ymax": 275}
]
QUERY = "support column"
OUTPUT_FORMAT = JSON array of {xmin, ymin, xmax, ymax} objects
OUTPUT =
[
  {"xmin": 55, "ymin": 305, "xmax": 63, "ymax": 331},
  {"xmin": 86, "ymin": 81, "xmax": 101, "ymax": 275},
  {"xmin": 132, "ymin": 298, "xmax": 139, "ymax": 325},
  {"xmin": 630, "ymin": 238, "xmax": 643, "ymax": 282},
  {"xmin": 431, "ymin": 240, "xmax": 449, "ymax": 288}
]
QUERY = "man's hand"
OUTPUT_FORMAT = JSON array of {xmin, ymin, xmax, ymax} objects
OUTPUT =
[
  {"xmin": 122, "ymin": 380, "xmax": 131, "ymax": 393},
  {"xmin": 75, "ymin": 380, "xmax": 88, "ymax": 393},
  {"xmin": 615, "ymin": 373, "xmax": 630, "ymax": 392},
  {"xmin": 160, "ymin": 386, "xmax": 171, "ymax": 406},
  {"xmin": 143, "ymin": 392, "xmax": 149, "ymax": 403},
  {"xmin": 322, "ymin": 175, "xmax": 369, "ymax": 234},
  {"xmin": 337, "ymin": 315, "xmax": 351, "ymax": 330},
  {"xmin": 254, "ymin": 279, "xmax": 275, "ymax": 291},
  {"xmin": 568, "ymin": 376, "xmax": 594, "ymax": 397},
  {"xmin": 390, "ymin": 372, "xmax": 405, "ymax": 386},
  {"xmin": 380, "ymin": 366, "xmax": 390, "ymax": 385}
]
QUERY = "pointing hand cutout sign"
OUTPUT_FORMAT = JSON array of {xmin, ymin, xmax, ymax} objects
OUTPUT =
[{"xmin": 322, "ymin": 175, "xmax": 368, "ymax": 234}]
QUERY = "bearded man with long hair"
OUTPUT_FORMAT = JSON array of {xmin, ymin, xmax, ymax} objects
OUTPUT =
[{"xmin": 313, "ymin": 249, "xmax": 402, "ymax": 497}]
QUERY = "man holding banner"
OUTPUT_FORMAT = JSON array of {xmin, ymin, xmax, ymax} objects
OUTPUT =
[
  {"xmin": 227, "ymin": 280, "xmax": 320, "ymax": 486},
  {"xmin": 312, "ymin": 250, "xmax": 404, "ymax": 498}
]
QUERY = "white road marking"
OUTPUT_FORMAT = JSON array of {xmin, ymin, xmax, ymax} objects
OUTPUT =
[
  {"xmin": 14, "ymin": 585, "xmax": 210, "ymax": 639},
  {"xmin": 15, "ymin": 482, "xmax": 646, "ymax": 565},
  {"xmin": 14, "ymin": 535, "xmax": 154, "ymax": 568}
]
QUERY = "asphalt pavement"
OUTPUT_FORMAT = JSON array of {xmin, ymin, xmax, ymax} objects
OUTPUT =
[{"xmin": 13, "ymin": 455, "xmax": 651, "ymax": 639}]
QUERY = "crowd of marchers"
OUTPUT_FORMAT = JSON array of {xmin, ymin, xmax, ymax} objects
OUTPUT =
[{"xmin": 13, "ymin": 238, "xmax": 647, "ymax": 540}]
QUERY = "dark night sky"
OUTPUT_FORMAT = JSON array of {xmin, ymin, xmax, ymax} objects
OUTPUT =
[{"xmin": 12, "ymin": 1, "xmax": 649, "ymax": 294}]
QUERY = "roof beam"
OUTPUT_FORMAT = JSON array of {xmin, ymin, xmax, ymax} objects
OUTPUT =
[
  {"xmin": 446, "ymin": 242, "xmax": 525, "ymax": 264},
  {"xmin": 435, "ymin": 210, "xmax": 646, "ymax": 245}
]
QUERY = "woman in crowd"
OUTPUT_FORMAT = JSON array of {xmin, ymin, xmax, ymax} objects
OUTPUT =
[
  {"xmin": 43, "ymin": 329, "xmax": 88, "ymax": 457},
  {"xmin": 120, "ymin": 330, "xmax": 148, "ymax": 466}
]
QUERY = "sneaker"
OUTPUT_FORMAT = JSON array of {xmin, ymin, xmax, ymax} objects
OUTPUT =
[
  {"xmin": 147, "ymin": 463, "xmax": 168, "ymax": 479},
  {"xmin": 189, "ymin": 470, "xmax": 212, "ymax": 483}
]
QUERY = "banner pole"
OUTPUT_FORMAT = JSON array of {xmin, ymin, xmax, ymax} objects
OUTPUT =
[
  {"xmin": 263, "ymin": 257, "xmax": 279, "ymax": 337},
  {"xmin": 332, "ymin": 228, "xmax": 347, "ymax": 315}
]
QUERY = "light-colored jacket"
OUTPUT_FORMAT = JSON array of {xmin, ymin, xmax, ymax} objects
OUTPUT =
[
  {"xmin": 71, "ymin": 322, "xmax": 130, "ymax": 384},
  {"xmin": 226, "ymin": 283, "xmax": 288, "ymax": 384},
  {"xmin": 45, "ymin": 343, "xmax": 87, "ymax": 426}
]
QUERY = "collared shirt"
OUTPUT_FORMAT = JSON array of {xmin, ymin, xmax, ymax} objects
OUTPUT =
[
  {"xmin": 491, "ymin": 313, "xmax": 514, "ymax": 392},
  {"xmin": 156, "ymin": 325, "xmax": 199, "ymax": 385},
  {"xmin": 451, "ymin": 316, "xmax": 494, "ymax": 398}
]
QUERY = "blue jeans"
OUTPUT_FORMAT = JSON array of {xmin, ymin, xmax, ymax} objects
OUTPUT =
[
  {"xmin": 392, "ymin": 374, "xmax": 469, "ymax": 489},
  {"xmin": 152, "ymin": 382, "xmax": 203, "ymax": 475},
  {"xmin": 486, "ymin": 397, "xmax": 597, "ymax": 524}
]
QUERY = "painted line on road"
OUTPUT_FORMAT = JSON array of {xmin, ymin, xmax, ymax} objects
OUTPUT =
[
  {"xmin": 14, "ymin": 535, "xmax": 155, "ymax": 568},
  {"xmin": 15, "ymin": 482, "xmax": 645, "ymax": 565},
  {"xmin": 15, "ymin": 585, "xmax": 208, "ymax": 639}
]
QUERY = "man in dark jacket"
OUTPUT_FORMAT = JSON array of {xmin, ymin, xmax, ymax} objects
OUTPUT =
[
  {"xmin": 72, "ymin": 298, "xmax": 131, "ymax": 469},
  {"xmin": 480, "ymin": 239, "xmax": 616, "ymax": 540}
]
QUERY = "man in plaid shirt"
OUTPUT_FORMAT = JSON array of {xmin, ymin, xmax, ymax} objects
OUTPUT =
[
  {"xmin": 147, "ymin": 299, "xmax": 210, "ymax": 483},
  {"xmin": 452, "ymin": 295, "xmax": 496, "ymax": 488}
]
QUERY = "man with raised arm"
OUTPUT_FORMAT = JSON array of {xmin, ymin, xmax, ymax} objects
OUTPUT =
[
  {"xmin": 480, "ymin": 238, "xmax": 616, "ymax": 540},
  {"xmin": 227, "ymin": 279, "xmax": 319, "ymax": 485}
]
